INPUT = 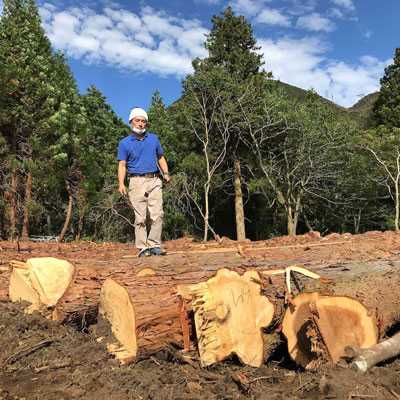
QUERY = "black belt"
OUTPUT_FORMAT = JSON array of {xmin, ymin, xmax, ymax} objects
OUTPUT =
[{"xmin": 128, "ymin": 172, "xmax": 160, "ymax": 178}]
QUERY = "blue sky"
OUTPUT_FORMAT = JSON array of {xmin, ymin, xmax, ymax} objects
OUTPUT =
[{"xmin": 2, "ymin": 0, "xmax": 399, "ymax": 121}]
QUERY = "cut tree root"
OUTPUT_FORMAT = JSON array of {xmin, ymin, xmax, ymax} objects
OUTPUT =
[
  {"xmin": 345, "ymin": 331, "xmax": 400, "ymax": 373},
  {"xmin": 282, "ymin": 292, "xmax": 378, "ymax": 369},
  {"xmin": 179, "ymin": 269, "xmax": 274, "ymax": 367},
  {"xmin": 281, "ymin": 261, "xmax": 400, "ymax": 369}
]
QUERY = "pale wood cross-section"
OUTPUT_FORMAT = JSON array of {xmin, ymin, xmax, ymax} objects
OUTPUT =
[
  {"xmin": 99, "ymin": 279, "xmax": 137, "ymax": 364},
  {"xmin": 182, "ymin": 268, "xmax": 274, "ymax": 367},
  {"xmin": 282, "ymin": 292, "xmax": 378, "ymax": 369},
  {"xmin": 9, "ymin": 257, "xmax": 75, "ymax": 313}
]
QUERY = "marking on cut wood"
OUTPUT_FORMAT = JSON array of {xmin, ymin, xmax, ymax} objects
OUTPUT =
[{"xmin": 185, "ymin": 268, "xmax": 274, "ymax": 367}]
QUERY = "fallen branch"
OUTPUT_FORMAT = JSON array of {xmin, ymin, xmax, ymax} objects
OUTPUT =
[
  {"xmin": 2, "ymin": 339, "xmax": 54, "ymax": 366},
  {"xmin": 346, "ymin": 331, "xmax": 400, "ymax": 373}
]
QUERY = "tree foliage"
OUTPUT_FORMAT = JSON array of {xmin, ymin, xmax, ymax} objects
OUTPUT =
[
  {"xmin": 373, "ymin": 48, "xmax": 400, "ymax": 128},
  {"xmin": 1, "ymin": 0, "xmax": 399, "ymax": 241}
]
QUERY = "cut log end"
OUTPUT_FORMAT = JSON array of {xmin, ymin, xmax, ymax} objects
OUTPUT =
[
  {"xmin": 183, "ymin": 269, "xmax": 275, "ymax": 368},
  {"xmin": 8, "ymin": 257, "xmax": 75, "ymax": 314},
  {"xmin": 99, "ymin": 279, "xmax": 137, "ymax": 364},
  {"xmin": 282, "ymin": 292, "xmax": 378, "ymax": 369}
]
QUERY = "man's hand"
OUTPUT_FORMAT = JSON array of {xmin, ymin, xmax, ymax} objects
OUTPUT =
[
  {"xmin": 119, "ymin": 184, "xmax": 127, "ymax": 195},
  {"xmin": 163, "ymin": 173, "xmax": 171, "ymax": 183}
]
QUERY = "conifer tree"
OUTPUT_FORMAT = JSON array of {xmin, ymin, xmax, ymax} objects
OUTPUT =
[
  {"xmin": 197, "ymin": 7, "xmax": 269, "ymax": 240},
  {"xmin": 0, "ymin": 0, "xmax": 58, "ymax": 239},
  {"xmin": 373, "ymin": 48, "xmax": 400, "ymax": 128},
  {"xmin": 204, "ymin": 6, "xmax": 264, "ymax": 80}
]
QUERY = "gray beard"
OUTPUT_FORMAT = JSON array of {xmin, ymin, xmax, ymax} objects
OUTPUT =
[{"xmin": 132, "ymin": 128, "xmax": 146, "ymax": 135}]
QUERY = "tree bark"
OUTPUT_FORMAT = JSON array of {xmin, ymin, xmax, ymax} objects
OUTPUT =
[
  {"xmin": 234, "ymin": 158, "xmax": 246, "ymax": 241},
  {"xmin": 21, "ymin": 171, "xmax": 32, "ymax": 240},
  {"xmin": 8, "ymin": 168, "xmax": 18, "ymax": 240},
  {"xmin": 58, "ymin": 181, "xmax": 73, "ymax": 242},
  {"xmin": 0, "ymin": 268, "xmax": 11, "ymax": 301}
]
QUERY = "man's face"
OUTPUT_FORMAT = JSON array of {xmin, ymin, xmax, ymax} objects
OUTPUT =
[{"xmin": 131, "ymin": 117, "xmax": 147, "ymax": 130}]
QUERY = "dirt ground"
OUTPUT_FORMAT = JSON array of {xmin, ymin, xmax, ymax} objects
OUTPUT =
[{"xmin": 1, "ymin": 231, "xmax": 400, "ymax": 399}]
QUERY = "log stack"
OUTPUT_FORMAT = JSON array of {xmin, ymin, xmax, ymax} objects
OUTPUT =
[{"xmin": 2, "ymin": 256, "xmax": 400, "ymax": 371}]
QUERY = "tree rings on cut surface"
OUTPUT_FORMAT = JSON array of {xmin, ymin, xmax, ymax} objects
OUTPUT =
[
  {"xmin": 282, "ymin": 292, "xmax": 378, "ymax": 369},
  {"xmin": 183, "ymin": 268, "xmax": 275, "ymax": 367}
]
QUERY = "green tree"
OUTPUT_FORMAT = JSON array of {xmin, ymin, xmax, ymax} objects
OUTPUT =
[
  {"xmin": 195, "ymin": 6, "xmax": 269, "ymax": 240},
  {"xmin": 358, "ymin": 126, "xmax": 400, "ymax": 231},
  {"xmin": 0, "ymin": 0, "xmax": 59, "ymax": 239},
  {"xmin": 373, "ymin": 48, "xmax": 400, "ymax": 128},
  {"xmin": 243, "ymin": 89, "xmax": 351, "ymax": 236}
]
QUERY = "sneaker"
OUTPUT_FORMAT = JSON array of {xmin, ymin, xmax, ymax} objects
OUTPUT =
[
  {"xmin": 149, "ymin": 247, "xmax": 167, "ymax": 256},
  {"xmin": 138, "ymin": 248, "xmax": 152, "ymax": 257}
]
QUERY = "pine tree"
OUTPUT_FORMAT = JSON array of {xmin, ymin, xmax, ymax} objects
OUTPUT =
[{"xmin": 373, "ymin": 48, "xmax": 400, "ymax": 128}]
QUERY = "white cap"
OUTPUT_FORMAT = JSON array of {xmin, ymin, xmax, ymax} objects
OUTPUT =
[{"xmin": 129, "ymin": 107, "xmax": 148, "ymax": 122}]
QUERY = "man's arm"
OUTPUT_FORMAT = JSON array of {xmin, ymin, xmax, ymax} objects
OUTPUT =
[
  {"xmin": 158, "ymin": 156, "xmax": 170, "ymax": 183},
  {"xmin": 118, "ymin": 160, "xmax": 127, "ymax": 194}
]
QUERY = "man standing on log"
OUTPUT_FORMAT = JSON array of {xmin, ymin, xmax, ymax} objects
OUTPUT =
[{"xmin": 117, "ymin": 107, "xmax": 170, "ymax": 257}]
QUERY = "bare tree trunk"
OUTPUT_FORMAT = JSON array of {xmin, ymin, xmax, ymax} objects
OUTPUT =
[
  {"xmin": 203, "ymin": 186, "xmax": 209, "ymax": 242},
  {"xmin": 59, "ymin": 182, "xmax": 73, "ymax": 242},
  {"xmin": 8, "ymin": 168, "xmax": 18, "ymax": 241},
  {"xmin": 234, "ymin": 158, "xmax": 246, "ymax": 241},
  {"xmin": 287, "ymin": 208, "xmax": 297, "ymax": 236},
  {"xmin": 21, "ymin": 171, "xmax": 32, "ymax": 240},
  {"xmin": 395, "ymin": 175, "xmax": 399, "ymax": 231},
  {"xmin": 75, "ymin": 189, "xmax": 86, "ymax": 241}
]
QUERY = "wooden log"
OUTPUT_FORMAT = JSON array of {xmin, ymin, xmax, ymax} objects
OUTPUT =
[
  {"xmin": 0, "ymin": 267, "xmax": 10, "ymax": 301},
  {"xmin": 346, "ymin": 332, "xmax": 400, "ymax": 373},
  {"xmin": 98, "ymin": 268, "xmax": 274, "ymax": 366},
  {"xmin": 281, "ymin": 261, "xmax": 400, "ymax": 369},
  {"xmin": 8, "ymin": 258, "xmax": 75, "ymax": 314}
]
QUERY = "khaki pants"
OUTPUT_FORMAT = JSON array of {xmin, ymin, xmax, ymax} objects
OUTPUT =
[{"xmin": 128, "ymin": 176, "xmax": 163, "ymax": 249}]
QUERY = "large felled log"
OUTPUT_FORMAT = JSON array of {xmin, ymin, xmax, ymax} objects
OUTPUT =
[
  {"xmin": 97, "ymin": 267, "xmax": 274, "ymax": 365},
  {"xmin": 281, "ymin": 261, "xmax": 400, "ymax": 369},
  {"xmin": 7, "ymin": 256, "xmax": 252, "ymax": 325},
  {"xmin": 345, "ymin": 331, "xmax": 400, "ymax": 373}
]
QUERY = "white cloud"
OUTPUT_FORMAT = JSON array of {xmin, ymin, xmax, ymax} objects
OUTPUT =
[
  {"xmin": 284, "ymin": 0, "xmax": 317, "ymax": 16},
  {"xmin": 231, "ymin": 0, "xmax": 271, "ymax": 17},
  {"xmin": 328, "ymin": 8, "xmax": 344, "ymax": 19},
  {"xmin": 37, "ymin": 2, "xmax": 388, "ymax": 108},
  {"xmin": 39, "ymin": 3, "xmax": 207, "ymax": 77},
  {"xmin": 296, "ymin": 13, "xmax": 336, "ymax": 32},
  {"xmin": 259, "ymin": 37, "xmax": 390, "ymax": 107},
  {"xmin": 255, "ymin": 7, "xmax": 291, "ymax": 27},
  {"xmin": 331, "ymin": 0, "xmax": 355, "ymax": 11}
]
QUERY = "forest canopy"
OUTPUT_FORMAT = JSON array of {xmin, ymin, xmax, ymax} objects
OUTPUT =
[{"xmin": 1, "ymin": 1, "xmax": 399, "ymax": 242}]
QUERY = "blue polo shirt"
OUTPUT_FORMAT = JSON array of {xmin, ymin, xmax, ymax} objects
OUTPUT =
[{"xmin": 117, "ymin": 132, "xmax": 164, "ymax": 174}]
